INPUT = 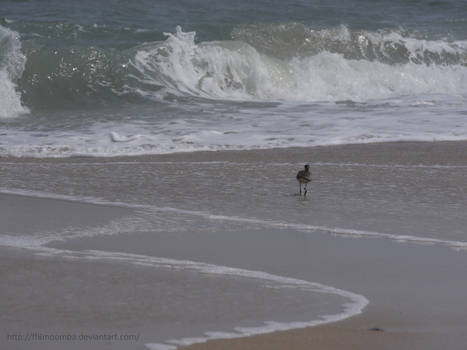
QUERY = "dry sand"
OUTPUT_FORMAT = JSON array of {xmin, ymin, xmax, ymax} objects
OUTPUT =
[{"xmin": 181, "ymin": 311, "xmax": 442, "ymax": 350}]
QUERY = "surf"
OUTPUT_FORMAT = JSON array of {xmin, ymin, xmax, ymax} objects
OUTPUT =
[
  {"xmin": 0, "ymin": 25, "xmax": 28, "ymax": 118},
  {"xmin": 4, "ymin": 23, "xmax": 467, "ymax": 108},
  {"xmin": 2, "ymin": 24, "xmax": 467, "ymax": 158},
  {"xmin": 130, "ymin": 25, "xmax": 467, "ymax": 103},
  {"xmin": 2, "ymin": 187, "xmax": 466, "ymax": 251}
]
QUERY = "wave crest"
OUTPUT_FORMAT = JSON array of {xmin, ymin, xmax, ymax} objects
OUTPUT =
[
  {"xmin": 232, "ymin": 23, "xmax": 467, "ymax": 65},
  {"xmin": 5, "ymin": 24, "xmax": 467, "ymax": 110},
  {"xmin": 130, "ymin": 26, "xmax": 467, "ymax": 102},
  {"xmin": 0, "ymin": 25, "xmax": 29, "ymax": 118},
  {"xmin": 131, "ymin": 27, "xmax": 273, "ymax": 100}
]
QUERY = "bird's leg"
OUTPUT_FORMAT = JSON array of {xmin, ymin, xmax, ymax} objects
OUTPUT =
[
  {"xmin": 299, "ymin": 183, "xmax": 302, "ymax": 196},
  {"xmin": 304, "ymin": 184, "xmax": 308, "ymax": 196}
]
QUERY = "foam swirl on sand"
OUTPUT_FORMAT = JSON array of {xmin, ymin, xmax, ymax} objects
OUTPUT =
[
  {"xmin": 33, "ymin": 247, "xmax": 368, "ymax": 350},
  {"xmin": 2, "ymin": 187, "xmax": 467, "ymax": 251},
  {"xmin": 0, "ymin": 188, "xmax": 368, "ymax": 350}
]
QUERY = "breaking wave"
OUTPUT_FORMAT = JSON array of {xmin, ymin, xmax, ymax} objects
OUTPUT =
[
  {"xmin": 3, "ymin": 23, "xmax": 467, "ymax": 112},
  {"xmin": 130, "ymin": 25, "xmax": 467, "ymax": 102},
  {"xmin": 0, "ymin": 25, "xmax": 28, "ymax": 118}
]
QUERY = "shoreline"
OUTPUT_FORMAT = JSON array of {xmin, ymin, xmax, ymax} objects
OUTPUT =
[
  {"xmin": 2, "ymin": 140, "xmax": 467, "ymax": 350},
  {"xmin": 1, "ymin": 140, "xmax": 467, "ymax": 165},
  {"xmin": 180, "ymin": 310, "xmax": 441, "ymax": 350}
]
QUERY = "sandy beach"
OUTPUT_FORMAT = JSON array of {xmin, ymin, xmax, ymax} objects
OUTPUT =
[
  {"xmin": 1, "ymin": 141, "xmax": 467, "ymax": 350},
  {"xmin": 181, "ymin": 312, "xmax": 431, "ymax": 350},
  {"xmin": 3, "ymin": 0, "xmax": 467, "ymax": 348},
  {"xmin": 4, "ymin": 140, "xmax": 467, "ymax": 165}
]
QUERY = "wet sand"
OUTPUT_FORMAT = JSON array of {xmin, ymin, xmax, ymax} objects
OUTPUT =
[
  {"xmin": 1, "ymin": 141, "xmax": 467, "ymax": 350},
  {"xmin": 181, "ymin": 312, "xmax": 438, "ymax": 350},
  {"xmin": 3, "ymin": 140, "xmax": 467, "ymax": 165},
  {"xmin": 50, "ymin": 223, "xmax": 467, "ymax": 350}
]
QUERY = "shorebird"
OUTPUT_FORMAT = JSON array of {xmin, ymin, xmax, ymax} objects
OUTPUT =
[{"xmin": 296, "ymin": 164, "xmax": 312, "ymax": 196}]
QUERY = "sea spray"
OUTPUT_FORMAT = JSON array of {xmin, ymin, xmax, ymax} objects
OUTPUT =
[
  {"xmin": 0, "ymin": 25, "xmax": 28, "ymax": 118},
  {"xmin": 1, "ymin": 24, "xmax": 467, "ymax": 157},
  {"xmin": 130, "ymin": 26, "xmax": 467, "ymax": 102},
  {"xmin": 231, "ymin": 24, "xmax": 467, "ymax": 65},
  {"xmin": 7, "ymin": 24, "xmax": 467, "ymax": 108}
]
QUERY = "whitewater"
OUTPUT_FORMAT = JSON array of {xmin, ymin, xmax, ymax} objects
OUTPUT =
[
  {"xmin": 2, "ymin": 3, "xmax": 467, "ymax": 349},
  {"xmin": 1, "ymin": 12, "xmax": 467, "ymax": 157}
]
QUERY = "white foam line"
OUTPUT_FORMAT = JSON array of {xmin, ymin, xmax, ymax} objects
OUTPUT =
[
  {"xmin": 0, "ymin": 218, "xmax": 368, "ymax": 348},
  {"xmin": 0, "ymin": 161, "xmax": 230, "ymax": 166},
  {"xmin": 0, "ymin": 187, "xmax": 151, "ymax": 210},
  {"xmin": 267, "ymin": 162, "xmax": 467, "ymax": 170},
  {"xmin": 311, "ymin": 162, "xmax": 467, "ymax": 170},
  {"xmin": 204, "ymin": 214, "xmax": 467, "ymax": 250},
  {"xmin": 2, "ymin": 188, "xmax": 465, "ymax": 346},
  {"xmin": 2, "ymin": 187, "xmax": 466, "ymax": 251},
  {"xmin": 2, "ymin": 160, "xmax": 466, "ymax": 169},
  {"xmin": 26, "ymin": 246, "xmax": 368, "ymax": 350}
]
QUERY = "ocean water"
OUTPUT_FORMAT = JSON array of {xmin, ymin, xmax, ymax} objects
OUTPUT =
[
  {"xmin": 2, "ymin": 2, "xmax": 467, "ymax": 349},
  {"xmin": 1, "ymin": 0, "xmax": 467, "ymax": 157}
]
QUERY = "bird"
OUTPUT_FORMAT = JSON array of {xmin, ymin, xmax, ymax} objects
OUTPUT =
[{"xmin": 296, "ymin": 164, "xmax": 312, "ymax": 196}]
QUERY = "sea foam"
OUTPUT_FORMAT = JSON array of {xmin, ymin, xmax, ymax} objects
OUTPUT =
[
  {"xmin": 2, "ymin": 187, "xmax": 466, "ymax": 251},
  {"xmin": 0, "ymin": 187, "xmax": 368, "ymax": 350},
  {"xmin": 0, "ymin": 25, "xmax": 28, "ymax": 118},
  {"xmin": 1, "ymin": 25, "xmax": 467, "ymax": 157},
  {"xmin": 131, "ymin": 26, "xmax": 467, "ymax": 102}
]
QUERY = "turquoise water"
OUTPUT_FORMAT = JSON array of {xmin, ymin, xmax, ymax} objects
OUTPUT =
[{"xmin": 1, "ymin": 0, "xmax": 467, "ymax": 156}]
